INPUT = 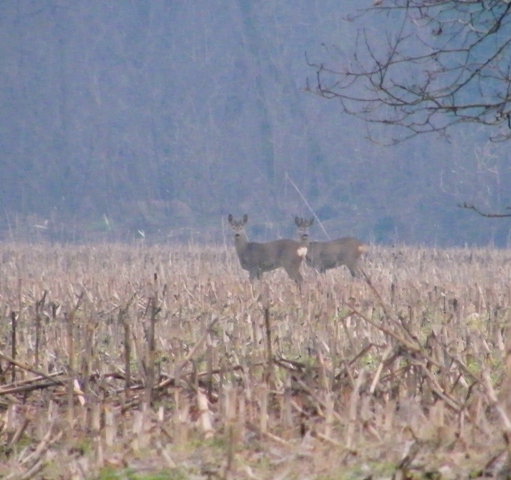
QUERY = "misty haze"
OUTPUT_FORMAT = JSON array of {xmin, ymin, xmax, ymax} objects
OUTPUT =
[
  {"xmin": 1, "ymin": 2, "xmax": 510, "ymax": 246},
  {"xmin": 4, "ymin": 3, "xmax": 511, "ymax": 478}
]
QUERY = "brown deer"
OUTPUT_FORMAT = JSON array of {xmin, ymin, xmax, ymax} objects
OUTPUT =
[
  {"xmin": 228, "ymin": 214, "xmax": 307, "ymax": 284},
  {"xmin": 294, "ymin": 217, "xmax": 366, "ymax": 276}
]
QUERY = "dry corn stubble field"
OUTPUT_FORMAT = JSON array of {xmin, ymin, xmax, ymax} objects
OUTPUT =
[{"xmin": 1, "ymin": 243, "xmax": 511, "ymax": 479}]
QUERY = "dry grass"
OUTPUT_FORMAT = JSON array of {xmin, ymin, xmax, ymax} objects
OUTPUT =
[{"xmin": 1, "ymin": 242, "xmax": 511, "ymax": 479}]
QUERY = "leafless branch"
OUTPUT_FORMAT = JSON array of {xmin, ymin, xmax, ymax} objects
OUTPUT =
[
  {"xmin": 458, "ymin": 202, "xmax": 511, "ymax": 218},
  {"xmin": 308, "ymin": 0, "xmax": 511, "ymax": 143}
]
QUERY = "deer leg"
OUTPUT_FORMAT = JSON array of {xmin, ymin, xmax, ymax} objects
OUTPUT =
[
  {"xmin": 346, "ymin": 262, "xmax": 359, "ymax": 277},
  {"xmin": 249, "ymin": 268, "xmax": 263, "ymax": 281},
  {"xmin": 283, "ymin": 262, "xmax": 303, "ymax": 285}
]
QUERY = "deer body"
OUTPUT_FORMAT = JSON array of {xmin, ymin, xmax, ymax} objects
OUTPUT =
[
  {"xmin": 295, "ymin": 217, "xmax": 366, "ymax": 276},
  {"xmin": 228, "ymin": 214, "xmax": 307, "ymax": 284}
]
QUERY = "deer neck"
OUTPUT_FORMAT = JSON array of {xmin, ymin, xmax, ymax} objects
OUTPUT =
[
  {"xmin": 299, "ymin": 235, "xmax": 310, "ymax": 247},
  {"xmin": 234, "ymin": 231, "xmax": 249, "ymax": 255}
]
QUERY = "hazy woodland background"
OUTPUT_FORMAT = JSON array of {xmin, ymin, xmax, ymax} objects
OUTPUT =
[{"xmin": 1, "ymin": 1, "xmax": 510, "ymax": 246}]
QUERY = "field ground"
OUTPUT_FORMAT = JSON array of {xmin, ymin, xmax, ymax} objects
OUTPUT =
[{"xmin": 1, "ymin": 243, "xmax": 511, "ymax": 479}]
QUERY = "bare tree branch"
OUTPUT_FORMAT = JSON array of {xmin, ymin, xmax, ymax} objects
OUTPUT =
[
  {"xmin": 458, "ymin": 202, "xmax": 511, "ymax": 218},
  {"xmin": 307, "ymin": 0, "xmax": 511, "ymax": 143}
]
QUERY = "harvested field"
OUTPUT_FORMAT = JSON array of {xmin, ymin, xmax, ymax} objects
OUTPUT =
[{"xmin": 0, "ymin": 243, "xmax": 511, "ymax": 479}]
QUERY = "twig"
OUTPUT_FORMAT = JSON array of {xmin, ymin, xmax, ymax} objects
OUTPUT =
[
  {"xmin": 264, "ymin": 307, "xmax": 272, "ymax": 384},
  {"xmin": 0, "ymin": 353, "xmax": 64, "ymax": 389},
  {"xmin": 175, "ymin": 316, "xmax": 220, "ymax": 378},
  {"xmin": 458, "ymin": 202, "xmax": 511, "ymax": 218},
  {"xmin": 20, "ymin": 429, "xmax": 63, "ymax": 466},
  {"xmin": 11, "ymin": 311, "xmax": 16, "ymax": 382},
  {"xmin": 285, "ymin": 172, "xmax": 331, "ymax": 239},
  {"xmin": 481, "ymin": 370, "xmax": 511, "ymax": 435}
]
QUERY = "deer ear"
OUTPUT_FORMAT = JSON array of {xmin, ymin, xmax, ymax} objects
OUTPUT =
[
  {"xmin": 228, "ymin": 214, "xmax": 233, "ymax": 224},
  {"xmin": 310, "ymin": 217, "xmax": 314, "ymax": 226},
  {"xmin": 295, "ymin": 216, "xmax": 301, "ymax": 226},
  {"xmin": 243, "ymin": 214, "xmax": 248, "ymax": 224}
]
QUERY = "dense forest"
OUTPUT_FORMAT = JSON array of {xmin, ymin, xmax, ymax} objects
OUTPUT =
[{"xmin": 1, "ymin": 1, "xmax": 510, "ymax": 246}]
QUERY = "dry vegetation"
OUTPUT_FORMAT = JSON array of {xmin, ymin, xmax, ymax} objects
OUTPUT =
[{"xmin": 1, "ymin": 242, "xmax": 511, "ymax": 479}]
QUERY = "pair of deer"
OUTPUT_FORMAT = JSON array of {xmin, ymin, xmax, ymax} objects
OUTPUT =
[{"xmin": 228, "ymin": 214, "xmax": 366, "ymax": 285}]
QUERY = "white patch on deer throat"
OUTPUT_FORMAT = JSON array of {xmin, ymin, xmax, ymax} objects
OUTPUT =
[{"xmin": 297, "ymin": 246, "xmax": 307, "ymax": 257}]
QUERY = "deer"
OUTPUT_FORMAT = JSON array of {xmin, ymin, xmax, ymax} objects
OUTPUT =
[
  {"xmin": 228, "ymin": 214, "xmax": 308, "ymax": 284},
  {"xmin": 294, "ymin": 216, "xmax": 366, "ymax": 276}
]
